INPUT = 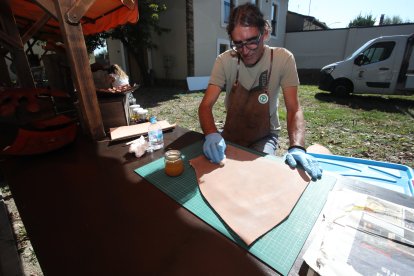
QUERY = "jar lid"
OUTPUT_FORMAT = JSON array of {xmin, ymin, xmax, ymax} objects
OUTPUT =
[{"xmin": 165, "ymin": 150, "xmax": 181, "ymax": 161}]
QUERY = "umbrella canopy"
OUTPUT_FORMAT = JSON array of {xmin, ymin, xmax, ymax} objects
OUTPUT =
[
  {"xmin": 10, "ymin": 0, "xmax": 139, "ymax": 40},
  {"xmin": 0, "ymin": 0, "xmax": 140, "ymax": 140}
]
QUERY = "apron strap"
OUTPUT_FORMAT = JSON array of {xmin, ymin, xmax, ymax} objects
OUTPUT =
[
  {"xmin": 235, "ymin": 54, "xmax": 241, "ymax": 84},
  {"xmin": 265, "ymin": 49, "xmax": 274, "ymax": 94},
  {"xmin": 235, "ymin": 49, "xmax": 273, "ymax": 90}
]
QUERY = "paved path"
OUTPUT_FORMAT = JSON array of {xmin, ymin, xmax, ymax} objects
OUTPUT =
[{"xmin": 0, "ymin": 190, "xmax": 24, "ymax": 276}]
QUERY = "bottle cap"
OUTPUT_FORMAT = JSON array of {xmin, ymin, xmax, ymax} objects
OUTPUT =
[{"xmin": 149, "ymin": 116, "xmax": 157, "ymax": 123}]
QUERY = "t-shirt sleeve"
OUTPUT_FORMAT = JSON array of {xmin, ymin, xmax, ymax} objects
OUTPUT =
[
  {"xmin": 280, "ymin": 51, "xmax": 300, "ymax": 88},
  {"xmin": 209, "ymin": 55, "xmax": 226, "ymax": 89}
]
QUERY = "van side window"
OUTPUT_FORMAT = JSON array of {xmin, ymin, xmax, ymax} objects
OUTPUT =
[{"xmin": 360, "ymin": 41, "xmax": 395, "ymax": 65}]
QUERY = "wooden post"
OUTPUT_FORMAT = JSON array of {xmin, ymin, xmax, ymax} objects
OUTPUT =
[
  {"xmin": 0, "ymin": 0, "xmax": 35, "ymax": 88},
  {"xmin": 53, "ymin": 0, "xmax": 105, "ymax": 140},
  {"xmin": 21, "ymin": 13, "xmax": 51, "ymax": 44},
  {"xmin": 186, "ymin": 0, "xmax": 194, "ymax": 77}
]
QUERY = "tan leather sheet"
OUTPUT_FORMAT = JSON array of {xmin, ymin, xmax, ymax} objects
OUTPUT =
[{"xmin": 190, "ymin": 145, "xmax": 310, "ymax": 246}]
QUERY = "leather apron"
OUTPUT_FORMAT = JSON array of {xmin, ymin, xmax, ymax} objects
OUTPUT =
[{"xmin": 222, "ymin": 49, "xmax": 273, "ymax": 147}]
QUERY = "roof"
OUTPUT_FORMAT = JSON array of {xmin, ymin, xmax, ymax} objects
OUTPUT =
[{"xmin": 287, "ymin": 11, "xmax": 329, "ymax": 30}]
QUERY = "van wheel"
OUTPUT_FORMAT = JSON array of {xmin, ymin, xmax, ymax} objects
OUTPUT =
[{"xmin": 331, "ymin": 80, "xmax": 351, "ymax": 97}]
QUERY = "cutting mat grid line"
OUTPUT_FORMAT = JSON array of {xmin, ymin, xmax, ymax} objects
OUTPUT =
[
  {"xmin": 135, "ymin": 141, "xmax": 336, "ymax": 275},
  {"xmin": 248, "ymin": 179, "xmax": 332, "ymax": 273}
]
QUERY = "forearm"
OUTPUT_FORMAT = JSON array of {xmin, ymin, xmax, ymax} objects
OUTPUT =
[
  {"xmin": 282, "ymin": 86, "xmax": 305, "ymax": 147},
  {"xmin": 287, "ymin": 108, "xmax": 305, "ymax": 147},
  {"xmin": 198, "ymin": 84, "xmax": 222, "ymax": 135},
  {"xmin": 198, "ymin": 102, "xmax": 218, "ymax": 135}
]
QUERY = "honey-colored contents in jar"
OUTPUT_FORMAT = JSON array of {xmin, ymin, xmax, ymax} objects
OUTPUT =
[{"xmin": 164, "ymin": 150, "xmax": 184, "ymax": 176}]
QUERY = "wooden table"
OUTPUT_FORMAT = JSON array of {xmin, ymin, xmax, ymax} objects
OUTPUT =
[
  {"xmin": 1, "ymin": 127, "xmax": 279, "ymax": 275},
  {"xmin": 4, "ymin": 126, "xmax": 411, "ymax": 275}
]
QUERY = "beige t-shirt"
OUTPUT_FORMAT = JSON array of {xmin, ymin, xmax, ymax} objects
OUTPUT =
[{"xmin": 209, "ymin": 45, "xmax": 299, "ymax": 134}]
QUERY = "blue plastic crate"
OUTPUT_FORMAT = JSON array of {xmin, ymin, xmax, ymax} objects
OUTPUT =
[{"xmin": 309, "ymin": 153, "xmax": 414, "ymax": 196}]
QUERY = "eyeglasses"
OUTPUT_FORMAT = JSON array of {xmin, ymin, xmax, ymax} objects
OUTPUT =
[{"xmin": 231, "ymin": 33, "xmax": 262, "ymax": 51}]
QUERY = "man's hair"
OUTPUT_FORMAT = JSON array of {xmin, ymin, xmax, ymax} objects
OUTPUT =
[{"xmin": 226, "ymin": 3, "xmax": 266, "ymax": 36}]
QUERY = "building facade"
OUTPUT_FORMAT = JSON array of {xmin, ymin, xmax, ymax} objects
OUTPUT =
[{"xmin": 149, "ymin": 0, "xmax": 289, "ymax": 85}]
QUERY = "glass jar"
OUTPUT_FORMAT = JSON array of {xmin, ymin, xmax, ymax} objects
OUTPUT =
[
  {"xmin": 131, "ymin": 108, "xmax": 142, "ymax": 124},
  {"xmin": 164, "ymin": 150, "xmax": 184, "ymax": 177},
  {"xmin": 129, "ymin": 104, "xmax": 140, "ymax": 123}
]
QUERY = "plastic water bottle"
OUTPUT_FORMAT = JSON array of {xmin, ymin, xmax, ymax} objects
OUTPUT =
[{"xmin": 147, "ymin": 116, "xmax": 164, "ymax": 152}]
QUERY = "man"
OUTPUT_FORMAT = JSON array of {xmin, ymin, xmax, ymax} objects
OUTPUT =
[{"xmin": 198, "ymin": 3, "xmax": 322, "ymax": 181}]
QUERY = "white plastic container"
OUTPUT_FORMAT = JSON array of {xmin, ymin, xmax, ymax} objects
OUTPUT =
[{"xmin": 137, "ymin": 108, "xmax": 148, "ymax": 123}]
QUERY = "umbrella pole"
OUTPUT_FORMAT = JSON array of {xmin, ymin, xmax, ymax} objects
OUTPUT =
[{"xmin": 53, "ymin": 0, "xmax": 105, "ymax": 140}]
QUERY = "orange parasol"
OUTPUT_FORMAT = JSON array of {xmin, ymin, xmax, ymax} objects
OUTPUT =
[{"xmin": 10, "ymin": 0, "xmax": 139, "ymax": 40}]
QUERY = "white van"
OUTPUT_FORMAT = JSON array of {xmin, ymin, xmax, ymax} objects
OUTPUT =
[{"xmin": 319, "ymin": 34, "xmax": 414, "ymax": 96}]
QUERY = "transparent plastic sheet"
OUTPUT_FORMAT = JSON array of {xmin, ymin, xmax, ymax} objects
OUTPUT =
[{"xmin": 303, "ymin": 188, "xmax": 414, "ymax": 275}]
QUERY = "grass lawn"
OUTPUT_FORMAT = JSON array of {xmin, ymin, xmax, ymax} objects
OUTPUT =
[{"xmin": 135, "ymin": 85, "xmax": 414, "ymax": 168}]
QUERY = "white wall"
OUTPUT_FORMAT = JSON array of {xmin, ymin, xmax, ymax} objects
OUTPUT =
[
  {"xmin": 285, "ymin": 29, "xmax": 348, "ymax": 69},
  {"xmin": 193, "ymin": 0, "xmax": 289, "ymax": 76},
  {"xmin": 263, "ymin": 0, "xmax": 287, "ymax": 47},
  {"xmin": 193, "ymin": 0, "xmax": 233, "ymax": 76},
  {"xmin": 152, "ymin": 0, "xmax": 187, "ymax": 80},
  {"xmin": 285, "ymin": 24, "xmax": 414, "ymax": 69},
  {"xmin": 150, "ymin": 0, "xmax": 289, "ymax": 80},
  {"xmin": 107, "ymin": 38, "xmax": 128, "ymax": 72}
]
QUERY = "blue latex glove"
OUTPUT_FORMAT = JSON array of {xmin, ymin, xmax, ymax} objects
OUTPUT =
[
  {"xmin": 285, "ymin": 148, "xmax": 322, "ymax": 181},
  {"xmin": 203, "ymin": 133, "xmax": 226, "ymax": 163}
]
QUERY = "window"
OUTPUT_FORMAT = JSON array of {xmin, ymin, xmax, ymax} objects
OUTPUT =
[
  {"xmin": 217, "ymin": 38, "xmax": 230, "ymax": 56},
  {"xmin": 271, "ymin": 1, "xmax": 279, "ymax": 36},
  {"xmin": 360, "ymin": 41, "xmax": 396, "ymax": 65},
  {"xmin": 221, "ymin": 0, "xmax": 236, "ymax": 27},
  {"xmin": 221, "ymin": 0, "xmax": 231, "ymax": 27}
]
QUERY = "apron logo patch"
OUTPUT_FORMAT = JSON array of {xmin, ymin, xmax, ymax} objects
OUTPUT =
[
  {"xmin": 259, "ymin": 70, "xmax": 268, "ymax": 88},
  {"xmin": 258, "ymin": 93, "xmax": 268, "ymax": 104}
]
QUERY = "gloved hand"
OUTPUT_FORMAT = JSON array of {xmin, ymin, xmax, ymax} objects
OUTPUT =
[
  {"xmin": 285, "ymin": 147, "xmax": 322, "ymax": 181},
  {"xmin": 203, "ymin": 133, "xmax": 226, "ymax": 164}
]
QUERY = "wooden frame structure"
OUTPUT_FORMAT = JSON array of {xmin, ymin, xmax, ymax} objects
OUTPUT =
[{"xmin": 0, "ymin": 0, "xmax": 138, "ymax": 140}]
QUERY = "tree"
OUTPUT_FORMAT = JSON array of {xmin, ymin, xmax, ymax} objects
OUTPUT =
[
  {"xmin": 382, "ymin": 15, "xmax": 409, "ymax": 25},
  {"xmin": 348, "ymin": 13, "xmax": 376, "ymax": 27},
  {"xmin": 85, "ymin": 34, "xmax": 107, "ymax": 54},
  {"xmin": 85, "ymin": 0, "xmax": 169, "ymax": 86}
]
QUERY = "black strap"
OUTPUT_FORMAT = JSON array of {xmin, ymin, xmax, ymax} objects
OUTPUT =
[
  {"xmin": 288, "ymin": 145, "xmax": 307, "ymax": 152},
  {"xmin": 265, "ymin": 49, "xmax": 274, "ymax": 94},
  {"xmin": 235, "ymin": 48, "xmax": 274, "ymax": 92}
]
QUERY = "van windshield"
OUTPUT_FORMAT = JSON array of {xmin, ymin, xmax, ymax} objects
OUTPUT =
[{"xmin": 345, "ymin": 39, "xmax": 376, "ymax": 60}]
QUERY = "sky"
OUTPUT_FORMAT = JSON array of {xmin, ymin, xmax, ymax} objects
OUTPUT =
[{"xmin": 288, "ymin": 0, "xmax": 414, "ymax": 28}]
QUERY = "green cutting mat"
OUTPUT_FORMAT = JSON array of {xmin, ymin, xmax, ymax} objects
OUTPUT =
[{"xmin": 135, "ymin": 141, "xmax": 336, "ymax": 275}]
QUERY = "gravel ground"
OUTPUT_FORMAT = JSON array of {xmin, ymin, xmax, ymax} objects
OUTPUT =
[{"xmin": 0, "ymin": 181, "xmax": 43, "ymax": 276}]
